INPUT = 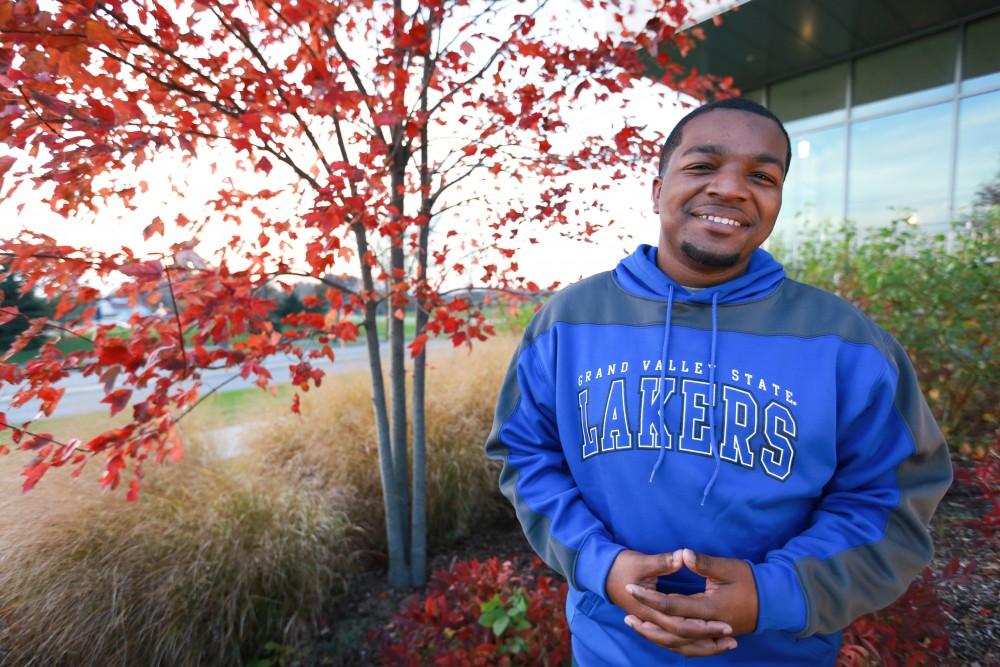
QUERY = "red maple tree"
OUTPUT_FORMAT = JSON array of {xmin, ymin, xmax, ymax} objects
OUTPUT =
[{"xmin": 0, "ymin": 0, "xmax": 730, "ymax": 587}]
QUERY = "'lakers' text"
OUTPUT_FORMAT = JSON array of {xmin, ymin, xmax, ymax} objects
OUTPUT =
[{"xmin": 575, "ymin": 358, "xmax": 800, "ymax": 481}]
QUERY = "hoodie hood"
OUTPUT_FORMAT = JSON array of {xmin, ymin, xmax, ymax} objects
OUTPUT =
[{"xmin": 614, "ymin": 243, "xmax": 785, "ymax": 304}]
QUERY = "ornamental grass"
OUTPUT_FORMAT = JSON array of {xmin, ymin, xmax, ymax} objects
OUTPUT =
[{"xmin": 0, "ymin": 336, "xmax": 519, "ymax": 665}]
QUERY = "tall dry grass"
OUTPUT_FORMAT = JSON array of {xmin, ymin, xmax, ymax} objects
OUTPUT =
[
  {"xmin": 0, "ymin": 336, "xmax": 519, "ymax": 665},
  {"xmin": 0, "ymin": 438, "xmax": 355, "ymax": 667},
  {"xmin": 249, "ymin": 335, "xmax": 518, "ymax": 557}
]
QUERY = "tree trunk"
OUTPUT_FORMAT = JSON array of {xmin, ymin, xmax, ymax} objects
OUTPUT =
[
  {"xmin": 386, "ymin": 0, "xmax": 412, "ymax": 583},
  {"xmin": 353, "ymin": 222, "xmax": 410, "ymax": 588},
  {"xmin": 409, "ymin": 52, "xmax": 433, "ymax": 587},
  {"xmin": 410, "ymin": 256, "xmax": 429, "ymax": 586},
  {"xmin": 388, "ymin": 170, "xmax": 410, "ymax": 567}
]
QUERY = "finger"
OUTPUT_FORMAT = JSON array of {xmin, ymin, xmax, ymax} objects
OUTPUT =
[
  {"xmin": 627, "ymin": 585, "xmax": 732, "ymax": 636},
  {"xmin": 682, "ymin": 548, "xmax": 733, "ymax": 580},
  {"xmin": 630, "ymin": 587, "xmax": 715, "ymax": 620},
  {"xmin": 625, "ymin": 616, "xmax": 738, "ymax": 656}
]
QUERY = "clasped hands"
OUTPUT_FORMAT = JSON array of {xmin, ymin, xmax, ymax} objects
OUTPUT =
[{"xmin": 606, "ymin": 548, "xmax": 759, "ymax": 657}]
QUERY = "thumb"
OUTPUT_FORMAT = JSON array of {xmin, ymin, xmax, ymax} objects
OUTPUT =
[
  {"xmin": 681, "ymin": 548, "xmax": 735, "ymax": 580},
  {"xmin": 639, "ymin": 550, "xmax": 684, "ymax": 577}
]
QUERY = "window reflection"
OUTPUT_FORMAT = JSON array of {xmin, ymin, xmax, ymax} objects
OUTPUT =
[
  {"xmin": 962, "ymin": 13, "xmax": 1000, "ymax": 95},
  {"xmin": 777, "ymin": 125, "xmax": 846, "ymax": 236},
  {"xmin": 853, "ymin": 30, "xmax": 956, "ymax": 118},
  {"xmin": 770, "ymin": 64, "xmax": 847, "ymax": 127},
  {"xmin": 741, "ymin": 88, "xmax": 765, "ymax": 105},
  {"xmin": 954, "ymin": 90, "xmax": 1000, "ymax": 216},
  {"xmin": 848, "ymin": 103, "xmax": 952, "ymax": 229}
]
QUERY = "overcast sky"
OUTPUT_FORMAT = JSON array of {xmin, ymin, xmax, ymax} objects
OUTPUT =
[{"xmin": 0, "ymin": 2, "xmax": 709, "ymax": 291}]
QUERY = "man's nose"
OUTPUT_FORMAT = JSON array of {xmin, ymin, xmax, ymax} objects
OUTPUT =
[{"xmin": 705, "ymin": 166, "xmax": 749, "ymax": 200}]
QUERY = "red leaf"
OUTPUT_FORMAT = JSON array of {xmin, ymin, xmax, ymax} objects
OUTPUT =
[
  {"xmin": 21, "ymin": 460, "xmax": 49, "ymax": 493},
  {"xmin": 257, "ymin": 155, "xmax": 273, "ymax": 174},
  {"xmin": 37, "ymin": 385, "xmax": 65, "ymax": 417},
  {"xmin": 100, "ymin": 364, "xmax": 121, "ymax": 394},
  {"xmin": 119, "ymin": 259, "xmax": 164, "ymax": 282},
  {"xmin": 291, "ymin": 392, "xmax": 301, "ymax": 415},
  {"xmin": 85, "ymin": 19, "xmax": 118, "ymax": 48},
  {"xmin": 102, "ymin": 388, "xmax": 133, "ymax": 416},
  {"xmin": 0, "ymin": 306, "xmax": 20, "ymax": 326},
  {"xmin": 374, "ymin": 111, "xmax": 401, "ymax": 126},
  {"xmin": 143, "ymin": 216, "xmax": 164, "ymax": 240},
  {"xmin": 409, "ymin": 333, "xmax": 428, "ymax": 357},
  {"xmin": 0, "ymin": 156, "xmax": 16, "ymax": 180},
  {"xmin": 56, "ymin": 438, "xmax": 81, "ymax": 464},
  {"xmin": 98, "ymin": 341, "xmax": 131, "ymax": 366},
  {"xmin": 126, "ymin": 479, "xmax": 140, "ymax": 502},
  {"xmin": 239, "ymin": 111, "xmax": 263, "ymax": 134}
]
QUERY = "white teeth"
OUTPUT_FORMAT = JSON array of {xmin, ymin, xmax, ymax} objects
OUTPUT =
[{"xmin": 698, "ymin": 214, "xmax": 742, "ymax": 227}]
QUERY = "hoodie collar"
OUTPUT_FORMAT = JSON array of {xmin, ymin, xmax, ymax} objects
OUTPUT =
[{"xmin": 614, "ymin": 244, "xmax": 785, "ymax": 305}]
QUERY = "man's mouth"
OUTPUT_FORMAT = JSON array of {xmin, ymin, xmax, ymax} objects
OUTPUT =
[{"xmin": 695, "ymin": 213, "xmax": 746, "ymax": 228}]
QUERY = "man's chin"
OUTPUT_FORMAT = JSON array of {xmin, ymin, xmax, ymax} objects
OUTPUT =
[{"xmin": 680, "ymin": 241, "xmax": 741, "ymax": 268}]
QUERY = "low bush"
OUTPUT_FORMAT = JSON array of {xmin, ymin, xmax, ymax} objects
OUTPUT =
[
  {"xmin": 772, "ymin": 214, "xmax": 999, "ymax": 446},
  {"xmin": 953, "ymin": 436, "xmax": 1000, "ymax": 539},
  {"xmin": 838, "ymin": 556, "xmax": 978, "ymax": 667},
  {"xmin": 375, "ymin": 556, "xmax": 570, "ymax": 666},
  {"xmin": 0, "ymin": 440, "xmax": 354, "ymax": 667}
]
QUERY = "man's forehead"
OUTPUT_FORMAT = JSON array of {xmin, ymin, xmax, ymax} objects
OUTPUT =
[
  {"xmin": 673, "ymin": 109, "xmax": 788, "ymax": 171},
  {"xmin": 679, "ymin": 109, "xmax": 786, "ymax": 151}
]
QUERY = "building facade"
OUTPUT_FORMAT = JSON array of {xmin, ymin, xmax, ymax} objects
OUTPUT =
[{"xmin": 673, "ymin": 0, "xmax": 999, "ymax": 240}]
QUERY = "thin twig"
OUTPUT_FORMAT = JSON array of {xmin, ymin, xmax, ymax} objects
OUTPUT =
[{"xmin": 163, "ymin": 267, "xmax": 189, "ymax": 373}]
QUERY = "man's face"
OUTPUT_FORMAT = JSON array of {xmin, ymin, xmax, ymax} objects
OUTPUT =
[{"xmin": 651, "ymin": 109, "xmax": 787, "ymax": 286}]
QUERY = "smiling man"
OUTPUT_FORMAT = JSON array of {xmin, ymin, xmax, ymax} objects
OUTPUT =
[{"xmin": 486, "ymin": 98, "xmax": 952, "ymax": 665}]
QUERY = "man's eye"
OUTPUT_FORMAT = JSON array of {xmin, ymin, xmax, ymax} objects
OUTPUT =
[
  {"xmin": 687, "ymin": 164, "xmax": 712, "ymax": 171},
  {"xmin": 752, "ymin": 172, "xmax": 776, "ymax": 183}
]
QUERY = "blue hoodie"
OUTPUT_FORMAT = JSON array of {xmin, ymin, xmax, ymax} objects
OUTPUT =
[{"xmin": 486, "ymin": 245, "xmax": 951, "ymax": 666}]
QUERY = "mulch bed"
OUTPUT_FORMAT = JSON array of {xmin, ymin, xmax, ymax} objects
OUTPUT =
[
  {"xmin": 931, "ymin": 457, "xmax": 999, "ymax": 666},
  {"xmin": 312, "ymin": 456, "xmax": 998, "ymax": 666}
]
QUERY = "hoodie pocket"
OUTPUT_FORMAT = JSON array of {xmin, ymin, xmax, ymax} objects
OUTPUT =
[{"xmin": 576, "ymin": 590, "xmax": 600, "ymax": 617}]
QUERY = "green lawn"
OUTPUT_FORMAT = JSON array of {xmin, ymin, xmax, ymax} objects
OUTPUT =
[{"xmin": 15, "ymin": 384, "xmax": 296, "ymax": 447}]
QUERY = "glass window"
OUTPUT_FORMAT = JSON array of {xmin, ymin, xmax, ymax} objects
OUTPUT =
[
  {"xmin": 741, "ymin": 87, "xmax": 765, "ymax": 105},
  {"xmin": 770, "ymin": 64, "xmax": 848, "ymax": 128},
  {"xmin": 954, "ymin": 90, "xmax": 1000, "ymax": 217},
  {"xmin": 853, "ymin": 30, "xmax": 957, "ymax": 117},
  {"xmin": 848, "ymin": 102, "xmax": 952, "ymax": 229},
  {"xmin": 776, "ymin": 125, "xmax": 846, "ymax": 239},
  {"xmin": 962, "ymin": 13, "xmax": 1000, "ymax": 95}
]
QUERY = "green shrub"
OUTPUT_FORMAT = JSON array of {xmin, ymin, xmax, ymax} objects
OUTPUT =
[
  {"xmin": 772, "ymin": 213, "xmax": 999, "ymax": 446},
  {"xmin": 0, "ymin": 440, "xmax": 355, "ymax": 667}
]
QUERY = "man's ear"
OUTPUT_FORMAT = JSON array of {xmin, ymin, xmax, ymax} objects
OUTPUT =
[{"xmin": 651, "ymin": 176, "xmax": 662, "ymax": 214}]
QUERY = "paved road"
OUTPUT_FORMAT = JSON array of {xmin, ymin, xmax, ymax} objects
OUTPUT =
[{"xmin": 1, "ymin": 340, "xmax": 448, "ymax": 423}]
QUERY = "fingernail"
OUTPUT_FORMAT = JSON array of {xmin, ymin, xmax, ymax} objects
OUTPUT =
[
  {"xmin": 726, "ymin": 640, "xmax": 738, "ymax": 650},
  {"xmin": 624, "ymin": 616, "xmax": 636, "ymax": 628},
  {"xmin": 723, "ymin": 625, "xmax": 733, "ymax": 635},
  {"xmin": 625, "ymin": 584, "xmax": 636, "ymax": 594}
]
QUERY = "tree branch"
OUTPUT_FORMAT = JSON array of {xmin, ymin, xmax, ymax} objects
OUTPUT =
[
  {"xmin": 325, "ymin": 24, "xmax": 388, "ymax": 147},
  {"xmin": 425, "ymin": 1, "xmax": 549, "ymax": 118},
  {"xmin": 162, "ymin": 267, "xmax": 189, "ymax": 373}
]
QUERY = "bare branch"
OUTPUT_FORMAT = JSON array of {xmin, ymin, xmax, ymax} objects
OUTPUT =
[
  {"xmin": 425, "ymin": 1, "xmax": 549, "ymax": 118},
  {"xmin": 325, "ymin": 25, "xmax": 389, "ymax": 147},
  {"xmin": 163, "ymin": 267, "xmax": 189, "ymax": 373}
]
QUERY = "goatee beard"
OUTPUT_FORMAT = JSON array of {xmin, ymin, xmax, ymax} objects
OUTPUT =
[{"xmin": 681, "ymin": 241, "xmax": 741, "ymax": 268}]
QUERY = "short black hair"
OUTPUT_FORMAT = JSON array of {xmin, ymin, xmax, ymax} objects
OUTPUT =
[{"xmin": 657, "ymin": 98, "xmax": 792, "ymax": 177}]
